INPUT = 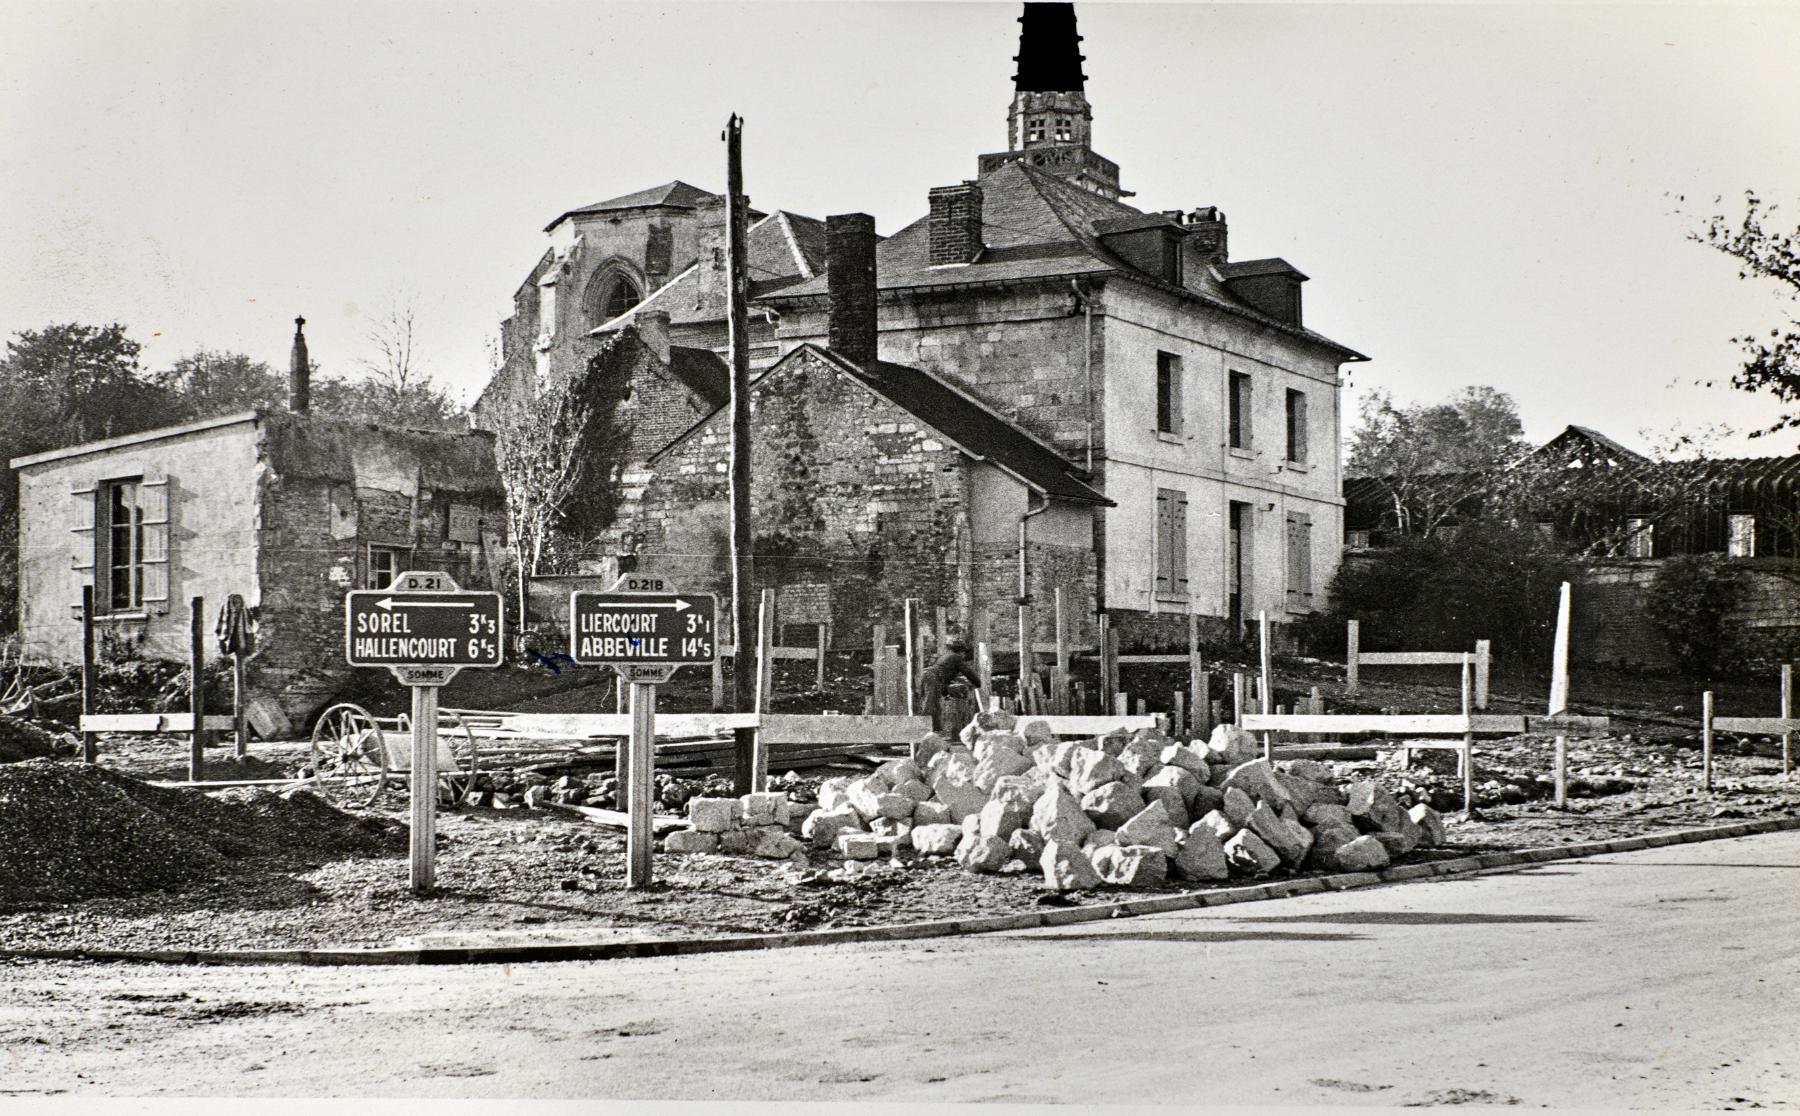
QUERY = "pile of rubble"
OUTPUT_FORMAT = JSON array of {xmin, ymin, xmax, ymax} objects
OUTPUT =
[
  {"xmin": 662, "ymin": 713, "xmax": 1446, "ymax": 892},
  {"xmin": 663, "ymin": 791, "xmax": 809, "ymax": 866}
]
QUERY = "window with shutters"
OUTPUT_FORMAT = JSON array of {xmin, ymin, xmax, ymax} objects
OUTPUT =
[
  {"xmin": 1228, "ymin": 371, "xmax": 1253, "ymax": 450},
  {"xmin": 1285, "ymin": 388, "xmax": 1308, "ymax": 464},
  {"xmin": 1155, "ymin": 488, "xmax": 1189, "ymax": 600},
  {"xmin": 1285, "ymin": 512, "xmax": 1313, "ymax": 611},
  {"xmin": 1156, "ymin": 352, "xmax": 1183, "ymax": 435},
  {"xmin": 91, "ymin": 477, "xmax": 169, "ymax": 614}
]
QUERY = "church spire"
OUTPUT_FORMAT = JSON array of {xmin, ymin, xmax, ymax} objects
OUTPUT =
[
  {"xmin": 978, "ymin": 2, "xmax": 1127, "ymax": 198},
  {"xmin": 1012, "ymin": 2, "xmax": 1086, "ymax": 92}
]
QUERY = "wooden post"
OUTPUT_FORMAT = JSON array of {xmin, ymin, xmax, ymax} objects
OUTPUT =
[
  {"xmin": 1701, "ymin": 689, "xmax": 1714, "ymax": 793},
  {"xmin": 1017, "ymin": 599, "xmax": 1034, "ymax": 710},
  {"xmin": 1549, "ymin": 580, "xmax": 1572, "ymax": 809},
  {"xmin": 1780, "ymin": 663, "xmax": 1792, "ymax": 779},
  {"xmin": 188, "ymin": 596, "xmax": 206, "ymax": 783},
  {"xmin": 934, "ymin": 605, "xmax": 948, "ymax": 659},
  {"xmin": 1054, "ymin": 588, "xmax": 1070, "ymax": 715},
  {"xmin": 1096, "ymin": 613, "xmax": 1111, "ymax": 703},
  {"xmin": 1232, "ymin": 673, "xmax": 1247, "ymax": 726},
  {"xmin": 231, "ymin": 650, "xmax": 248, "ymax": 759},
  {"xmin": 903, "ymin": 598, "xmax": 920, "ymax": 716},
  {"xmin": 815, "ymin": 623, "xmax": 827, "ymax": 693},
  {"xmin": 627, "ymin": 680, "xmax": 656, "ymax": 889},
  {"xmin": 1106, "ymin": 626, "xmax": 1120, "ymax": 712},
  {"xmin": 977, "ymin": 640, "xmax": 994, "ymax": 701},
  {"xmin": 1172, "ymin": 691, "xmax": 1186, "ymax": 737},
  {"xmin": 1114, "ymin": 692, "xmax": 1128, "ymax": 717},
  {"xmin": 1460, "ymin": 653, "xmax": 1475, "ymax": 818},
  {"xmin": 1346, "ymin": 619, "xmax": 1360, "ymax": 694},
  {"xmin": 1210, "ymin": 699, "xmax": 1223, "ymax": 729},
  {"xmin": 750, "ymin": 588, "xmax": 775, "ymax": 791},
  {"xmin": 79, "ymin": 585, "xmax": 97, "ymax": 764},
  {"xmin": 711, "ymin": 655, "xmax": 725, "ymax": 711},
  {"xmin": 1258, "ymin": 611, "xmax": 1274, "ymax": 761},
  {"xmin": 725, "ymin": 114, "xmax": 756, "ymax": 720},
  {"xmin": 1473, "ymin": 639, "xmax": 1492, "ymax": 711},
  {"xmin": 870, "ymin": 623, "xmax": 887, "ymax": 714},
  {"xmin": 1073, "ymin": 681, "xmax": 1086, "ymax": 715},
  {"xmin": 1197, "ymin": 671, "xmax": 1213, "ymax": 738},
  {"xmin": 1187, "ymin": 612, "xmax": 1203, "ymax": 740},
  {"xmin": 409, "ymin": 682, "xmax": 439, "ymax": 894}
]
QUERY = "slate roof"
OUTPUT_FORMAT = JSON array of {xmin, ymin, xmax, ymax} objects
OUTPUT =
[
  {"xmin": 762, "ymin": 161, "xmax": 1364, "ymax": 360},
  {"xmin": 544, "ymin": 180, "xmax": 721, "ymax": 232},
  {"xmin": 603, "ymin": 210, "xmax": 834, "ymax": 328},
  {"xmin": 652, "ymin": 343, "xmax": 1109, "ymax": 506}
]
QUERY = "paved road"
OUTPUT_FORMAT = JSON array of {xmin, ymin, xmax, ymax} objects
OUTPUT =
[{"xmin": 3, "ymin": 830, "xmax": 1797, "ymax": 1106}]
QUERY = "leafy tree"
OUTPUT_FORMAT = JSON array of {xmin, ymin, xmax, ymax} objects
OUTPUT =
[
  {"xmin": 1688, "ymin": 191, "xmax": 1800, "ymax": 445},
  {"xmin": 489, "ymin": 365, "xmax": 600, "ymax": 627},
  {"xmin": 329, "ymin": 293, "xmax": 464, "ymax": 431},
  {"xmin": 1347, "ymin": 386, "xmax": 1528, "ymax": 534},
  {"xmin": 151, "ymin": 349, "xmax": 286, "ymax": 418}
]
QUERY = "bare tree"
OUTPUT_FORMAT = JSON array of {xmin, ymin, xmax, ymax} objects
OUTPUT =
[{"xmin": 489, "ymin": 368, "xmax": 596, "ymax": 631}]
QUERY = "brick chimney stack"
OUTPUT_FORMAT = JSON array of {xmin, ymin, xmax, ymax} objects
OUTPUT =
[
  {"xmin": 1187, "ymin": 207, "xmax": 1228, "ymax": 265},
  {"xmin": 826, "ymin": 213, "xmax": 878, "ymax": 365},
  {"xmin": 928, "ymin": 182, "xmax": 984, "ymax": 266},
  {"xmin": 288, "ymin": 315, "xmax": 310, "ymax": 415}
]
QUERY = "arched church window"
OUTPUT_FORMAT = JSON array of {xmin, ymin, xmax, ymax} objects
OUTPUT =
[
  {"xmin": 602, "ymin": 276, "xmax": 641, "ymax": 320},
  {"xmin": 584, "ymin": 265, "xmax": 644, "ymax": 326}
]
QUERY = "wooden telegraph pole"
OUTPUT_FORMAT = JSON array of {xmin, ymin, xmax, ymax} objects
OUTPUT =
[{"xmin": 725, "ymin": 114, "xmax": 757, "ymax": 792}]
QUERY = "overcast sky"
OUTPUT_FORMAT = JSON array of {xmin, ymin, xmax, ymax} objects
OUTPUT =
[{"xmin": 3, "ymin": 1, "xmax": 1797, "ymax": 456}]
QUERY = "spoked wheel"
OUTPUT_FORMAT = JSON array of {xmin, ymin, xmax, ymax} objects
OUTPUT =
[
  {"xmin": 437, "ymin": 710, "xmax": 481, "ymax": 807},
  {"xmin": 308, "ymin": 702, "xmax": 390, "ymax": 809}
]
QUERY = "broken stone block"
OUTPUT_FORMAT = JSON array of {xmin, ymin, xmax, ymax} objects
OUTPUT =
[
  {"xmin": 955, "ymin": 833, "xmax": 1011, "ymax": 874},
  {"xmin": 978, "ymin": 798, "xmax": 1026, "ymax": 841},
  {"xmin": 910, "ymin": 732, "xmax": 952, "ymax": 771},
  {"xmin": 837, "ymin": 833, "xmax": 881, "ymax": 860},
  {"xmin": 718, "ymin": 828, "xmax": 754, "ymax": 855},
  {"xmin": 931, "ymin": 777, "xmax": 987, "ymax": 822},
  {"xmin": 1222, "ymin": 759, "xmax": 1294, "ymax": 810},
  {"xmin": 1138, "ymin": 785, "xmax": 1191, "ymax": 830},
  {"xmin": 1030, "ymin": 786, "xmax": 1097, "ymax": 844},
  {"xmin": 871, "ymin": 835, "xmax": 904, "ymax": 858},
  {"xmin": 1080, "ymin": 782, "xmax": 1147, "ymax": 830},
  {"xmin": 961, "ymin": 813, "xmax": 982, "ymax": 839},
  {"xmin": 1346, "ymin": 780, "xmax": 1409, "ymax": 834},
  {"xmin": 1303, "ymin": 803, "xmax": 1354, "ymax": 830},
  {"xmin": 869, "ymin": 817, "xmax": 913, "ymax": 839},
  {"xmin": 1159, "ymin": 743, "xmax": 1210, "ymax": 781},
  {"xmin": 1065, "ymin": 745, "xmax": 1123, "ymax": 799},
  {"xmin": 1091, "ymin": 844, "xmax": 1168, "ymax": 887},
  {"xmin": 1190, "ymin": 784, "xmax": 1226, "ymax": 819},
  {"xmin": 1083, "ymin": 828, "xmax": 1118, "ymax": 851},
  {"xmin": 523, "ymin": 785, "xmax": 554, "ymax": 809},
  {"xmin": 1174, "ymin": 825, "xmax": 1230, "ymax": 881},
  {"xmin": 740, "ymin": 791, "xmax": 788, "ymax": 827},
  {"xmin": 1195, "ymin": 809, "xmax": 1236, "ymax": 843},
  {"xmin": 1408, "ymin": 803, "xmax": 1447, "ymax": 847},
  {"xmin": 891, "ymin": 778, "xmax": 934, "ymax": 804},
  {"xmin": 1019, "ymin": 719, "xmax": 1057, "ymax": 750},
  {"xmin": 1279, "ymin": 758, "xmax": 1335, "ymax": 783},
  {"xmin": 1333, "ymin": 834, "xmax": 1391, "ymax": 871},
  {"xmin": 1305, "ymin": 824, "xmax": 1361, "ymax": 870},
  {"xmin": 1143, "ymin": 764, "xmax": 1203, "ymax": 808},
  {"xmin": 1116, "ymin": 800, "xmax": 1181, "ymax": 856},
  {"xmin": 973, "ymin": 731, "xmax": 1029, "ymax": 762},
  {"xmin": 1372, "ymin": 829, "xmax": 1417, "ymax": 859},
  {"xmin": 877, "ymin": 758, "xmax": 927, "ymax": 787},
  {"xmin": 1246, "ymin": 802, "xmax": 1313, "ymax": 867},
  {"xmin": 752, "ymin": 828, "xmax": 802, "ymax": 859},
  {"xmin": 910, "ymin": 823, "xmax": 963, "ymax": 856},
  {"xmin": 1039, "ymin": 840, "xmax": 1102, "ymax": 891},
  {"xmin": 817, "ymin": 778, "xmax": 854, "ymax": 813},
  {"xmin": 961, "ymin": 709, "xmax": 1017, "ymax": 746},
  {"xmin": 1098, "ymin": 729, "xmax": 1131, "ymax": 756},
  {"xmin": 801, "ymin": 805, "xmax": 866, "ymax": 848},
  {"xmin": 911, "ymin": 799, "xmax": 954, "ymax": 827},
  {"xmin": 974, "ymin": 749, "xmax": 1033, "ymax": 791},
  {"xmin": 1223, "ymin": 829, "xmax": 1281, "ymax": 877},
  {"xmin": 687, "ymin": 797, "xmax": 742, "ymax": 834},
  {"xmin": 1205, "ymin": 725, "xmax": 1260, "ymax": 767},
  {"xmin": 663, "ymin": 829, "xmax": 718, "ymax": 854},
  {"xmin": 1009, "ymin": 827, "xmax": 1046, "ymax": 865},
  {"xmin": 989, "ymin": 773, "xmax": 1044, "ymax": 813},
  {"xmin": 932, "ymin": 750, "xmax": 979, "ymax": 787},
  {"xmin": 1222, "ymin": 786, "xmax": 1256, "ymax": 827}
]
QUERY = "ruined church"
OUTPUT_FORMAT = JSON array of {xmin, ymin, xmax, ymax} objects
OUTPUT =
[{"xmin": 476, "ymin": 2, "xmax": 1364, "ymax": 653}]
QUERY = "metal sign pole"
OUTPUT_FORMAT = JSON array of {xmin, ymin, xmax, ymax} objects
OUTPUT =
[
  {"xmin": 627, "ymin": 680, "xmax": 656, "ymax": 889},
  {"xmin": 410, "ymin": 682, "xmax": 439, "ymax": 894}
]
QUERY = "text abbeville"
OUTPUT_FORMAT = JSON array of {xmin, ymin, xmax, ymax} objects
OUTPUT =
[{"xmin": 576, "ymin": 610, "xmax": 668, "ymax": 659}]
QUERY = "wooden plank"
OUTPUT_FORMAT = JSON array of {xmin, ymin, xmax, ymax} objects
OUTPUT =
[
  {"xmin": 1014, "ymin": 714, "xmax": 1157, "ymax": 736},
  {"xmin": 1345, "ymin": 619, "xmax": 1359, "ymax": 693},
  {"xmin": 759, "ymin": 714, "xmax": 932, "ymax": 746},
  {"xmin": 718, "ymin": 644, "xmax": 824, "ymax": 660},
  {"xmin": 81, "ymin": 713, "xmax": 238, "ymax": 733},
  {"xmin": 1356, "ymin": 651, "xmax": 1474, "ymax": 666},
  {"xmin": 440, "ymin": 710, "xmax": 759, "ymax": 738},
  {"xmin": 1713, "ymin": 717, "xmax": 1800, "ymax": 734},
  {"xmin": 1242, "ymin": 713, "xmax": 1489, "ymax": 735},
  {"xmin": 1114, "ymin": 654, "xmax": 1193, "ymax": 665},
  {"xmin": 1525, "ymin": 715, "xmax": 1610, "ymax": 733},
  {"xmin": 552, "ymin": 803, "xmax": 685, "ymax": 835},
  {"xmin": 903, "ymin": 598, "xmax": 920, "ymax": 717}
]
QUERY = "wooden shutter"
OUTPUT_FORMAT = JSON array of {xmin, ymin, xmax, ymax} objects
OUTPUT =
[
  {"xmin": 1289, "ymin": 391, "xmax": 1308, "ymax": 463},
  {"xmin": 1154, "ymin": 490, "xmax": 1173, "ymax": 595},
  {"xmin": 1172, "ymin": 493, "xmax": 1189, "ymax": 594},
  {"xmin": 139, "ymin": 476, "xmax": 170, "ymax": 607},
  {"xmin": 1285, "ymin": 514, "xmax": 1302, "ymax": 606}
]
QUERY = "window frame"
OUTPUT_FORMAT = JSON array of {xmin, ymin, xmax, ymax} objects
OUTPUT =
[
  {"xmin": 366, "ymin": 544, "xmax": 414, "ymax": 591},
  {"xmin": 92, "ymin": 477, "xmax": 169, "ymax": 616},
  {"xmin": 1155, "ymin": 351, "xmax": 1184, "ymax": 436},
  {"xmin": 1285, "ymin": 388, "xmax": 1309, "ymax": 464},
  {"xmin": 1228, "ymin": 370, "xmax": 1253, "ymax": 451}
]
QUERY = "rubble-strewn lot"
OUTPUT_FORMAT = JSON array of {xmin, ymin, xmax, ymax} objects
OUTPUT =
[{"xmin": 1, "ymin": 703, "xmax": 1795, "ymax": 954}]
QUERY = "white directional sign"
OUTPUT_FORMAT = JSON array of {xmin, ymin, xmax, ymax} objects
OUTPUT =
[{"xmin": 345, "ymin": 570, "xmax": 505, "ymax": 688}]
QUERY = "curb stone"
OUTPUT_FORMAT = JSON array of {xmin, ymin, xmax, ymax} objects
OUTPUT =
[{"xmin": 5, "ymin": 814, "xmax": 1797, "ymax": 967}]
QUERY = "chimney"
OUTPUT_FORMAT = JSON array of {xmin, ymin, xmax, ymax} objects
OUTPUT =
[
  {"xmin": 928, "ymin": 182, "xmax": 984, "ymax": 266},
  {"xmin": 1186, "ymin": 207, "xmax": 1228, "ymax": 265},
  {"xmin": 634, "ymin": 308, "xmax": 671, "ymax": 363},
  {"xmin": 826, "ymin": 213, "xmax": 877, "ymax": 365},
  {"xmin": 287, "ymin": 315, "xmax": 310, "ymax": 415}
]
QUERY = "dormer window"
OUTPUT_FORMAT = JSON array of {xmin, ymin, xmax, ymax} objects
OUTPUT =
[{"xmin": 1054, "ymin": 117, "xmax": 1073, "ymax": 141}]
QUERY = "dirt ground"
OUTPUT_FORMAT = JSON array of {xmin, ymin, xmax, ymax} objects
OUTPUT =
[{"xmin": 1, "ymin": 651, "xmax": 1793, "ymax": 956}]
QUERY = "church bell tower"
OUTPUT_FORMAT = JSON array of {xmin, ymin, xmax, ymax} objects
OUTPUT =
[{"xmin": 979, "ymin": 3, "xmax": 1126, "ymax": 199}]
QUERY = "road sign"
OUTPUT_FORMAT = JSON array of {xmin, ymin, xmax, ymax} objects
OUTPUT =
[
  {"xmin": 345, "ymin": 570, "xmax": 504, "ymax": 689},
  {"xmin": 569, "ymin": 575, "xmax": 717, "ymax": 677}
]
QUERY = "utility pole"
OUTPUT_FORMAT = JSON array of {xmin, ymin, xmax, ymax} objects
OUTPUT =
[{"xmin": 725, "ymin": 115, "xmax": 757, "ymax": 783}]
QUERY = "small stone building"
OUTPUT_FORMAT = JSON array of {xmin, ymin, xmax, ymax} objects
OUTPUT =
[{"xmin": 10, "ymin": 326, "xmax": 506, "ymax": 724}]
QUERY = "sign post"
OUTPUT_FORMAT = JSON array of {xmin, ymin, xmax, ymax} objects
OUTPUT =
[
  {"xmin": 571, "ymin": 573, "xmax": 717, "ymax": 890},
  {"xmin": 345, "ymin": 570, "xmax": 504, "ymax": 894}
]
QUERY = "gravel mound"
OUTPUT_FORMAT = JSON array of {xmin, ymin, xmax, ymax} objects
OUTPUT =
[{"xmin": 0, "ymin": 760, "xmax": 404, "ymax": 908}]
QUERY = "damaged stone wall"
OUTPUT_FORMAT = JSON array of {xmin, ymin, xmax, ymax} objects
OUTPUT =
[{"xmin": 621, "ymin": 348, "xmax": 972, "ymax": 645}]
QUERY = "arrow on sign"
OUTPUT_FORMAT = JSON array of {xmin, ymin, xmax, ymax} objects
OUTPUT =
[
  {"xmin": 377, "ymin": 597, "xmax": 478, "ymax": 610},
  {"xmin": 591, "ymin": 598, "xmax": 692, "ymax": 612}
]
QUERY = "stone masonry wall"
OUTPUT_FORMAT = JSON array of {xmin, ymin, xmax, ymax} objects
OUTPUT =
[{"xmin": 1573, "ymin": 558, "xmax": 1800, "ymax": 671}]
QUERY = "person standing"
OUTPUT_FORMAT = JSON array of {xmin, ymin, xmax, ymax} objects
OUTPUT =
[{"xmin": 918, "ymin": 637, "xmax": 984, "ymax": 734}]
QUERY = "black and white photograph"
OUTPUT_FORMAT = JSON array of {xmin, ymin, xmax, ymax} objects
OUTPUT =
[{"xmin": 1, "ymin": 0, "xmax": 1797, "ymax": 1109}]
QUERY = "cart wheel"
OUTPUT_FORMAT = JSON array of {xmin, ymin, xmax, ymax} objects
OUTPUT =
[
  {"xmin": 438, "ymin": 710, "xmax": 480, "ymax": 807},
  {"xmin": 308, "ymin": 702, "xmax": 389, "ymax": 809}
]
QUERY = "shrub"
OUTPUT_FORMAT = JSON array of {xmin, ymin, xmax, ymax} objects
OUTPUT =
[{"xmin": 1645, "ymin": 556, "xmax": 1740, "ymax": 677}]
